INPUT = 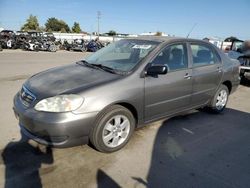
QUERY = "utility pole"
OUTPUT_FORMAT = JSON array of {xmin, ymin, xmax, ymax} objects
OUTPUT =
[{"xmin": 97, "ymin": 11, "xmax": 101, "ymax": 37}]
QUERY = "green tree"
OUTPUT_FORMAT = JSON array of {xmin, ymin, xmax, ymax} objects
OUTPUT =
[
  {"xmin": 72, "ymin": 22, "xmax": 81, "ymax": 33},
  {"xmin": 155, "ymin": 31, "xmax": 162, "ymax": 36},
  {"xmin": 107, "ymin": 30, "xmax": 116, "ymax": 36},
  {"xmin": 45, "ymin": 17, "xmax": 70, "ymax": 32},
  {"xmin": 60, "ymin": 28, "xmax": 66, "ymax": 33},
  {"xmin": 21, "ymin": 14, "xmax": 40, "ymax": 31}
]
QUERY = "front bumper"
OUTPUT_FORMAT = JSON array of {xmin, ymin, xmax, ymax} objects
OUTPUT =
[
  {"xmin": 240, "ymin": 66, "xmax": 250, "ymax": 71},
  {"xmin": 240, "ymin": 66, "xmax": 250, "ymax": 80},
  {"xmin": 13, "ymin": 93, "xmax": 98, "ymax": 148}
]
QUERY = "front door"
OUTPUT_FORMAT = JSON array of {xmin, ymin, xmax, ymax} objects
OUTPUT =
[{"xmin": 144, "ymin": 43, "xmax": 193, "ymax": 122}]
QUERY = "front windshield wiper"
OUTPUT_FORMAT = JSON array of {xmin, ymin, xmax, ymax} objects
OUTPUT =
[
  {"xmin": 76, "ymin": 60, "xmax": 97, "ymax": 69},
  {"xmin": 77, "ymin": 60, "xmax": 123, "ymax": 75},
  {"xmin": 90, "ymin": 63, "xmax": 120, "ymax": 74}
]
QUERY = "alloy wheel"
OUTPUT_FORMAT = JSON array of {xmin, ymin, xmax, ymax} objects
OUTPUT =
[
  {"xmin": 102, "ymin": 115, "xmax": 130, "ymax": 148},
  {"xmin": 215, "ymin": 89, "xmax": 228, "ymax": 110}
]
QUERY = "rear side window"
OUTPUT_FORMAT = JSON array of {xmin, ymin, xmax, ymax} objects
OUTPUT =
[
  {"xmin": 151, "ymin": 43, "xmax": 188, "ymax": 72},
  {"xmin": 191, "ymin": 44, "xmax": 220, "ymax": 67}
]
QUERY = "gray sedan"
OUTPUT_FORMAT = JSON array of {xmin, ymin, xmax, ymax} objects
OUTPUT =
[{"xmin": 13, "ymin": 37, "xmax": 240, "ymax": 152}]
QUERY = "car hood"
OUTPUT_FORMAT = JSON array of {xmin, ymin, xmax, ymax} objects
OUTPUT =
[{"xmin": 24, "ymin": 63, "xmax": 121, "ymax": 99}]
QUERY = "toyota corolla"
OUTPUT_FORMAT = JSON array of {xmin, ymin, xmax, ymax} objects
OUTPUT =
[{"xmin": 13, "ymin": 37, "xmax": 240, "ymax": 152}]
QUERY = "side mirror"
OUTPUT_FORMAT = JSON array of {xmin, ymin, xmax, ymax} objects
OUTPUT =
[{"xmin": 146, "ymin": 65, "xmax": 168, "ymax": 76}]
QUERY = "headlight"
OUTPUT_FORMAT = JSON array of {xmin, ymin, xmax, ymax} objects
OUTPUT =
[{"xmin": 34, "ymin": 94, "xmax": 84, "ymax": 112}]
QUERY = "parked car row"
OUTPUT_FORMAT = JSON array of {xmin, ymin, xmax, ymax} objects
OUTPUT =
[
  {"xmin": 0, "ymin": 30, "xmax": 108, "ymax": 52},
  {"xmin": 63, "ymin": 39, "xmax": 109, "ymax": 52},
  {"xmin": 0, "ymin": 30, "xmax": 57, "ymax": 52}
]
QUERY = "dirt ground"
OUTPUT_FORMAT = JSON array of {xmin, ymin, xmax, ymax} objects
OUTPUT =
[{"xmin": 0, "ymin": 50, "xmax": 250, "ymax": 188}]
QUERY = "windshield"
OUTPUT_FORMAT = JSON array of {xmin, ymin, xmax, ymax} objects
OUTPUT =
[
  {"xmin": 84, "ymin": 39, "xmax": 159, "ymax": 72},
  {"xmin": 232, "ymin": 41, "xmax": 243, "ymax": 51}
]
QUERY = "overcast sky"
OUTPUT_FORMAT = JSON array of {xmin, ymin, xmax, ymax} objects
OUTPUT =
[{"xmin": 0, "ymin": 0, "xmax": 249, "ymax": 39}]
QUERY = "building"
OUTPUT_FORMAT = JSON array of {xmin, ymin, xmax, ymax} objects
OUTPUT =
[
  {"xmin": 139, "ymin": 32, "xmax": 169, "ymax": 36},
  {"xmin": 203, "ymin": 37, "xmax": 223, "ymax": 48}
]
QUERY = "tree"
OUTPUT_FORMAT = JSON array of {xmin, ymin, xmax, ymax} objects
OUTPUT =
[
  {"xmin": 224, "ymin": 36, "xmax": 240, "ymax": 42},
  {"xmin": 60, "ymin": 28, "xmax": 66, "ymax": 33},
  {"xmin": 21, "ymin": 15, "xmax": 40, "ymax": 31},
  {"xmin": 45, "ymin": 17, "xmax": 70, "ymax": 32},
  {"xmin": 72, "ymin": 22, "xmax": 81, "ymax": 33},
  {"xmin": 107, "ymin": 30, "xmax": 116, "ymax": 36},
  {"xmin": 155, "ymin": 31, "xmax": 163, "ymax": 36}
]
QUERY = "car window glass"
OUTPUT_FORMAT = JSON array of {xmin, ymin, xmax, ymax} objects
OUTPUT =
[
  {"xmin": 191, "ymin": 44, "xmax": 220, "ymax": 67},
  {"xmin": 100, "ymin": 44, "xmax": 154, "ymax": 61},
  {"xmin": 151, "ymin": 44, "xmax": 188, "ymax": 71},
  {"xmin": 85, "ymin": 39, "xmax": 159, "ymax": 72}
]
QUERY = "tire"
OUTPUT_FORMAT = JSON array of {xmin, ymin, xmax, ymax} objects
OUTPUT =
[
  {"xmin": 81, "ymin": 47, "xmax": 86, "ymax": 52},
  {"xmin": 34, "ymin": 45, "xmax": 39, "ymax": 52},
  {"xmin": 49, "ymin": 45, "xmax": 57, "ymax": 52},
  {"xmin": 208, "ymin": 84, "xmax": 229, "ymax": 113},
  {"xmin": 90, "ymin": 105, "xmax": 135, "ymax": 153}
]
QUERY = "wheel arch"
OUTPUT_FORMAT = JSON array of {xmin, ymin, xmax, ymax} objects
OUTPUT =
[
  {"xmin": 222, "ymin": 80, "xmax": 232, "ymax": 94},
  {"xmin": 96, "ymin": 101, "xmax": 140, "ymax": 127},
  {"xmin": 115, "ymin": 102, "xmax": 139, "ymax": 125}
]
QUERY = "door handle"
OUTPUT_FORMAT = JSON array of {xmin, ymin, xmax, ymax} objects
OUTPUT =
[
  {"xmin": 217, "ymin": 67, "xmax": 222, "ymax": 73},
  {"xmin": 184, "ymin": 73, "xmax": 192, "ymax": 79}
]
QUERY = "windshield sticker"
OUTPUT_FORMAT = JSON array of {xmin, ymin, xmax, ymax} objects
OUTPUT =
[{"xmin": 132, "ymin": 45, "xmax": 152, "ymax": 49}]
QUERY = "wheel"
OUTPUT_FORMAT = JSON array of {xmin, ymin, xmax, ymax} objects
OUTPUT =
[
  {"xmin": 34, "ymin": 45, "xmax": 39, "ymax": 52},
  {"xmin": 90, "ymin": 105, "xmax": 135, "ymax": 153},
  {"xmin": 209, "ymin": 85, "xmax": 229, "ymax": 113},
  {"xmin": 81, "ymin": 47, "xmax": 86, "ymax": 52},
  {"xmin": 49, "ymin": 45, "xmax": 57, "ymax": 52}
]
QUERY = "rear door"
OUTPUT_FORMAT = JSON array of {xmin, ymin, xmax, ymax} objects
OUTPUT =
[
  {"xmin": 144, "ymin": 43, "xmax": 193, "ymax": 122},
  {"xmin": 189, "ymin": 42, "xmax": 223, "ymax": 106}
]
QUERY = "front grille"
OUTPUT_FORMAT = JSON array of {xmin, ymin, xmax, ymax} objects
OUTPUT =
[{"xmin": 20, "ymin": 86, "xmax": 36, "ymax": 107}]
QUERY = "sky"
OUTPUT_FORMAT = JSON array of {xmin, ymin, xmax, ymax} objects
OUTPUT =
[{"xmin": 0, "ymin": 0, "xmax": 250, "ymax": 39}]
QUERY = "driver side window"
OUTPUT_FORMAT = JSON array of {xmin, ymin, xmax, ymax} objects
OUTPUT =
[{"xmin": 151, "ymin": 43, "xmax": 188, "ymax": 71}]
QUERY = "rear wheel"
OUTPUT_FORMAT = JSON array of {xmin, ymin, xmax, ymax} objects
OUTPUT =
[
  {"xmin": 90, "ymin": 105, "xmax": 135, "ymax": 153},
  {"xmin": 209, "ymin": 85, "xmax": 229, "ymax": 113},
  {"xmin": 49, "ymin": 45, "xmax": 57, "ymax": 52}
]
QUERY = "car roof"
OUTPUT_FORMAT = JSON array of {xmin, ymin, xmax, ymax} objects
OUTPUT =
[
  {"xmin": 128, "ymin": 36, "xmax": 207, "ymax": 44},
  {"xmin": 0, "ymin": 30, "xmax": 14, "ymax": 33}
]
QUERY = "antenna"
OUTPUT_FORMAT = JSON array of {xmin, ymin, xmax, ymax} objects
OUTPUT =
[{"xmin": 186, "ymin": 23, "xmax": 197, "ymax": 38}]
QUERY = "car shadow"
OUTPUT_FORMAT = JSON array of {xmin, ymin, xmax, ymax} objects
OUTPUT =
[
  {"xmin": 96, "ymin": 169, "xmax": 121, "ymax": 188},
  {"xmin": 0, "ymin": 133, "xmax": 54, "ymax": 188},
  {"xmin": 145, "ymin": 108, "xmax": 250, "ymax": 187}
]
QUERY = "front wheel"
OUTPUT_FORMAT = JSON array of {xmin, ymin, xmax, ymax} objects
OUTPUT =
[
  {"xmin": 81, "ymin": 46, "xmax": 86, "ymax": 52},
  {"xmin": 209, "ymin": 85, "xmax": 229, "ymax": 113},
  {"xmin": 90, "ymin": 105, "xmax": 135, "ymax": 153}
]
